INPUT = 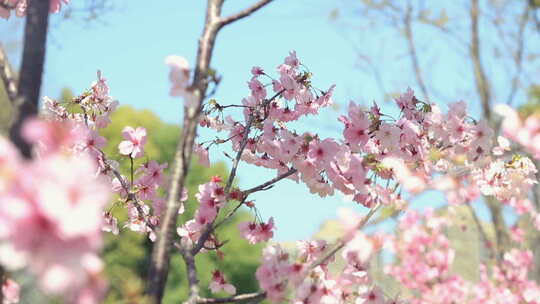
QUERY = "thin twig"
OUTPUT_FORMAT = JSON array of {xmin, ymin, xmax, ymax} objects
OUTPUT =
[
  {"xmin": 212, "ymin": 168, "xmax": 298, "ymax": 233},
  {"xmin": 403, "ymin": 2, "xmax": 429, "ymax": 101},
  {"xmin": 197, "ymin": 292, "xmax": 266, "ymax": 304},
  {"xmin": 191, "ymin": 90, "xmax": 286, "ymax": 255},
  {"xmin": 505, "ymin": 3, "xmax": 530, "ymax": 106},
  {"xmin": 218, "ymin": 0, "xmax": 274, "ymax": 27},
  {"xmin": 470, "ymin": 0, "xmax": 492, "ymax": 122},
  {"xmin": 103, "ymin": 155, "xmax": 156, "ymax": 231},
  {"xmin": 465, "ymin": 203, "xmax": 494, "ymax": 260},
  {"xmin": 0, "ymin": 1, "xmax": 17, "ymax": 10},
  {"xmin": 224, "ymin": 115, "xmax": 254, "ymax": 194},
  {"xmin": 243, "ymin": 168, "xmax": 297, "ymax": 196},
  {"xmin": 310, "ymin": 204, "xmax": 381, "ymax": 270}
]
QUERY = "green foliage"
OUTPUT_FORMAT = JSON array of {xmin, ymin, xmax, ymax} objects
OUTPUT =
[
  {"xmin": 99, "ymin": 105, "xmax": 263, "ymax": 303},
  {"xmin": 519, "ymin": 84, "xmax": 540, "ymax": 117}
]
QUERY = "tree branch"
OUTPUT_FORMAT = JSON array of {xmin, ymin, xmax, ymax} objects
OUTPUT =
[
  {"xmin": 183, "ymin": 250, "xmax": 200, "ymax": 304},
  {"xmin": 465, "ymin": 203, "xmax": 494, "ymax": 260},
  {"xmin": 197, "ymin": 292, "xmax": 266, "ymax": 304},
  {"xmin": 146, "ymin": 0, "xmax": 273, "ymax": 302},
  {"xmin": 224, "ymin": 115, "xmax": 254, "ymax": 194},
  {"xmin": 218, "ymin": 0, "xmax": 273, "ymax": 27},
  {"xmin": 147, "ymin": 0, "xmax": 225, "ymax": 300},
  {"xmin": 310, "ymin": 204, "xmax": 381, "ymax": 270},
  {"xmin": 470, "ymin": 0, "xmax": 492, "ymax": 122},
  {"xmin": 191, "ymin": 89, "xmax": 286, "ymax": 255},
  {"xmin": 9, "ymin": 0, "xmax": 51, "ymax": 158},
  {"xmin": 484, "ymin": 197, "xmax": 509, "ymax": 261},
  {"xmin": 403, "ymin": 2, "xmax": 429, "ymax": 101},
  {"xmin": 0, "ymin": 44, "xmax": 17, "ymax": 103},
  {"xmin": 505, "ymin": 2, "xmax": 529, "ymax": 106},
  {"xmin": 211, "ymin": 168, "xmax": 298, "ymax": 235},
  {"xmin": 0, "ymin": 1, "xmax": 17, "ymax": 10},
  {"xmin": 243, "ymin": 168, "xmax": 297, "ymax": 196}
]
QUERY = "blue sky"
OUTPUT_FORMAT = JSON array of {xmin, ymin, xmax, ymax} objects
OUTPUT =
[{"xmin": 1, "ymin": 0, "xmax": 536, "ymax": 240}]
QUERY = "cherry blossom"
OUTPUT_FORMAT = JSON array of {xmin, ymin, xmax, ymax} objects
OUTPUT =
[
  {"xmin": 118, "ymin": 126, "xmax": 147, "ymax": 158},
  {"xmin": 209, "ymin": 270, "xmax": 236, "ymax": 295},
  {"xmin": 2, "ymin": 278, "xmax": 20, "ymax": 304}
]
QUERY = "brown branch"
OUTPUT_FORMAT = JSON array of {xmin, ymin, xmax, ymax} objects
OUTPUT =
[
  {"xmin": 310, "ymin": 204, "xmax": 381, "ymax": 270},
  {"xmin": 218, "ymin": 0, "xmax": 273, "ymax": 27},
  {"xmin": 0, "ymin": 44, "xmax": 17, "ymax": 103},
  {"xmin": 465, "ymin": 203, "xmax": 494, "ymax": 260},
  {"xmin": 484, "ymin": 197, "xmax": 510, "ymax": 261},
  {"xmin": 104, "ymin": 156, "xmax": 156, "ymax": 231},
  {"xmin": 146, "ymin": 0, "xmax": 273, "ymax": 302},
  {"xmin": 183, "ymin": 250, "xmax": 200, "ymax": 304},
  {"xmin": 190, "ymin": 114, "xmax": 256, "ymax": 256},
  {"xmin": 197, "ymin": 292, "xmax": 266, "ymax": 304},
  {"xmin": 470, "ymin": 0, "xmax": 492, "ymax": 122},
  {"xmin": 243, "ymin": 168, "xmax": 297, "ymax": 196},
  {"xmin": 469, "ymin": 0, "xmax": 509, "ymax": 260},
  {"xmin": 147, "ymin": 0, "xmax": 225, "ymax": 300},
  {"xmin": 224, "ymin": 115, "xmax": 254, "ymax": 194},
  {"xmin": 0, "ymin": 1, "xmax": 17, "ymax": 10},
  {"xmin": 505, "ymin": 3, "xmax": 530, "ymax": 106},
  {"xmin": 9, "ymin": 0, "xmax": 51, "ymax": 158},
  {"xmin": 211, "ymin": 168, "xmax": 298, "ymax": 234},
  {"xmin": 403, "ymin": 2, "xmax": 429, "ymax": 101},
  {"xmin": 191, "ymin": 89, "xmax": 287, "ymax": 255}
]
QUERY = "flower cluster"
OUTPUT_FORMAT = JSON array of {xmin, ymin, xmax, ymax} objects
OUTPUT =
[
  {"xmin": 255, "ymin": 228, "xmax": 394, "ymax": 303},
  {"xmin": 209, "ymin": 269, "xmax": 236, "ymax": 295},
  {"xmin": 177, "ymin": 176, "xmax": 227, "ymax": 248},
  {"xmin": 43, "ymin": 72, "xmax": 170, "ymax": 241},
  {"xmin": 196, "ymin": 53, "xmax": 537, "ymax": 219},
  {"xmin": 175, "ymin": 52, "xmax": 540, "ymax": 301},
  {"xmin": 387, "ymin": 210, "xmax": 540, "ymax": 304},
  {"xmin": 0, "ymin": 120, "xmax": 109, "ymax": 303},
  {"xmin": 2, "ymin": 278, "xmax": 20, "ymax": 304},
  {"xmin": 496, "ymin": 104, "xmax": 540, "ymax": 159}
]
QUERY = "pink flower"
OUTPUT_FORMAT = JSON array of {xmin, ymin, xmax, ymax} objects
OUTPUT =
[
  {"xmin": 238, "ymin": 217, "xmax": 275, "ymax": 244},
  {"xmin": 194, "ymin": 144, "xmax": 210, "ymax": 167},
  {"xmin": 357, "ymin": 286, "xmax": 385, "ymax": 304},
  {"xmin": 118, "ymin": 126, "xmax": 147, "ymax": 158},
  {"xmin": 0, "ymin": 143, "xmax": 109, "ymax": 301},
  {"xmin": 22, "ymin": 118, "xmax": 83, "ymax": 156},
  {"xmin": 341, "ymin": 102, "xmax": 370, "ymax": 150},
  {"xmin": 251, "ymin": 66, "xmax": 264, "ymax": 76},
  {"xmin": 381, "ymin": 157, "xmax": 426, "ymax": 193},
  {"xmin": 165, "ymin": 55, "xmax": 197, "ymax": 107},
  {"xmin": 248, "ymin": 78, "xmax": 267, "ymax": 101},
  {"xmin": 307, "ymin": 138, "xmax": 340, "ymax": 167},
  {"xmin": 209, "ymin": 270, "xmax": 236, "ymax": 295},
  {"xmin": 2, "ymin": 278, "xmax": 20, "ymax": 304},
  {"xmin": 50, "ymin": 0, "xmax": 70, "ymax": 13},
  {"xmin": 138, "ymin": 160, "xmax": 168, "ymax": 186},
  {"xmin": 374, "ymin": 123, "xmax": 401, "ymax": 149},
  {"xmin": 102, "ymin": 212, "xmax": 119, "ymax": 235}
]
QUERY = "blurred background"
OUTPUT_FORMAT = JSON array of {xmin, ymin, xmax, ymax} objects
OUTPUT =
[{"xmin": 2, "ymin": 0, "xmax": 540, "ymax": 302}]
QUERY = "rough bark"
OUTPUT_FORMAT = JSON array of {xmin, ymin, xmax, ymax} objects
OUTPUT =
[{"xmin": 9, "ymin": 0, "xmax": 51, "ymax": 158}]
